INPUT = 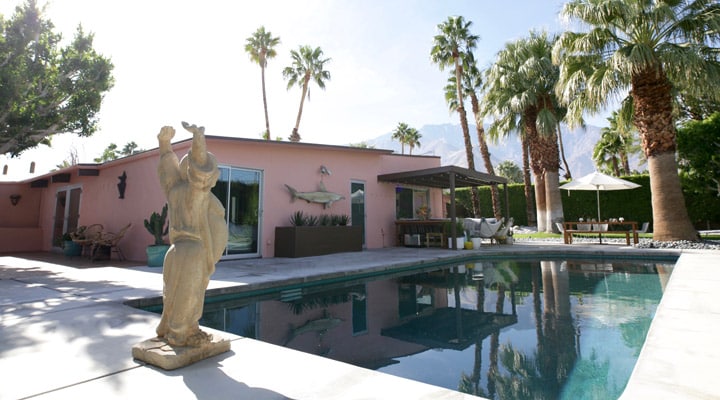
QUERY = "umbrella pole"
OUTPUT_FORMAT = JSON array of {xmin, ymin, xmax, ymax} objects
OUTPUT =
[{"xmin": 596, "ymin": 188, "xmax": 602, "ymax": 244}]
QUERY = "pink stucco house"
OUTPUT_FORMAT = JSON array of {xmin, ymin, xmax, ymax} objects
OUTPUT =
[{"xmin": 0, "ymin": 136, "xmax": 452, "ymax": 261}]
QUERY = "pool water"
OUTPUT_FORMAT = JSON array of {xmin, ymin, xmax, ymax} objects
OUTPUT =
[{"xmin": 196, "ymin": 258, "xmax": 673, "ymax": 399}]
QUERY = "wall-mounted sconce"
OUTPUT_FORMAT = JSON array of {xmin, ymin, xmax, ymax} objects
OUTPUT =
[
  {"xmin": 9, "ymin": 194, "xmax": 21, "ymax": 206},
  {"xmin": 117, "ymin": 171, "xmax": 127, "ymax": 199}
]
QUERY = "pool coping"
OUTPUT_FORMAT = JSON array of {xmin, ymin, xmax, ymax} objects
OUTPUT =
[{"xmin": 1, "ymin": 242, "xmax": 717, "ymax": 399}]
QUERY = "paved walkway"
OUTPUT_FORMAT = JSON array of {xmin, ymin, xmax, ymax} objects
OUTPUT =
[{"xmin": 1, "ymin": 242, "xmax": 718, "ymax": 399}]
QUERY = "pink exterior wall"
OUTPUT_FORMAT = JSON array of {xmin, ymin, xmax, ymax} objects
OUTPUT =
[
  {"xmin": 0, "ymin": 137, "xmax": 441, "ymax": 261},
  {"xmin": 0, "ymin": 182, "xmax": 43, "ymax": 252}
]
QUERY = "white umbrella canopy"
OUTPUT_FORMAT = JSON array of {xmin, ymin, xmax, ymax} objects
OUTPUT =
[{"xmin": 559, "ymin": 171, "xmax": 641, "ymax": 221}]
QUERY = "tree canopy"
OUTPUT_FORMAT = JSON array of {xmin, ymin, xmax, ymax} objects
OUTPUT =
[
  {"xmin": 0, "ymin": 0, "xmax": 114, "ymax": 156},
  {"xmin": 677, "ymin": 112, "xmax": 720, "ymax": 197}
]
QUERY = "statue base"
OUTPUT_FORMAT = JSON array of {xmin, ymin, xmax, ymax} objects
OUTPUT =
[{"xmin": 132, "ymin": 333, "xmax": 231, "ymax": 370}]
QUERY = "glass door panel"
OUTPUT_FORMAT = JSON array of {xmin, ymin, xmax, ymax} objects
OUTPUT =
[
  {"xmin": 351, "ymin": 181, "xmax": 365, "ymax": 246},
  {"xmin": 212, "ymin": 166, "xmax": 262, "ymax": 258}
]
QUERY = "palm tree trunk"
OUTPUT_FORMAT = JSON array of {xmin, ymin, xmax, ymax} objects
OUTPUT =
[
  {"xmin": 632, "ymin": 70, "xmax": 697, "ymax": 240},
  {"xmin": 534, "ymin": 172, "xmax": 547, "ymax": 232},
  {"xmin": 539, "ymin": 131, "xmax": 564, "ymax": 232},
  {"xmin": 460, "ymin": 109, "xmax": 480, "ymax": 216},
  {"xmin": 545, "ymin": 171, "xmax": 563, "ymax": 233},
  {"xmin": 522, "ymin": 136, "xmax": 536, "ymax": 226},
  {"xmin": 556, "ymin": 124, "xmax": 571, "ymax": 179},
  {"xmin": 261, "ymin": 65, "xmax": 271, "ymax": 138},
  {"xmin": 455, "ymin": 60, "xmax": 480, "ymax": 217},
  {"xmin": 470, "ymin": 93, "xmax": 501, "ymax": 219},
  {"xmin": 621, "ymin": 152, "xmax": 631, "ymax": 175},
  {"xmin": 290, "ymin": 76, "xmax": 310, "ymax": 142},
  {"xmin": 648, "ymin": 153, "xmax": 698, "ymax": 240}
]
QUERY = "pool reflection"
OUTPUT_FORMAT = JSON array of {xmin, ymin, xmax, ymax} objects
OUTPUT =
[{"xmin": 199, "ymin": 259, "xmax": 672, "ymax": 399}]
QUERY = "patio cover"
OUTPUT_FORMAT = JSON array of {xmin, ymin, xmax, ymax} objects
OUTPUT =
[{"xmin": 378, "ymin": 166, "xmax": 510, "ymax": 248}]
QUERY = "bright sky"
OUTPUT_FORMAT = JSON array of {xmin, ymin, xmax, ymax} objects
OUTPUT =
[{"xmin": 2, "ymin": 0, "xmax": 592, "ymax": 179}]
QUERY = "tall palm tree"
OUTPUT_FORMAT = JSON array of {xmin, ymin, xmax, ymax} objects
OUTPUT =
[
  {"xmin": 464, "ymin": 62, "xmax": 503, "ymax": 219},
  {"xmin": 431, "ymin": 15, "xmax": 481, "ymax": 217},
  {"xmin": 391, "ymin": 122, "xmax": 412, "ymax": 154},
  {"xmin": 282, "ymin": 45, "xmax": 331, "ymax": 142},
  {"xmin": 483, "ymin": 31, "xmax": 565, "ymax": 233},
  {"xmin": 553, "ymin": 0, "xmax": 720, "ymax": 241},
  {"xmin": 245, "ymin": 26, "xmax": 280, "ymax": 139}
]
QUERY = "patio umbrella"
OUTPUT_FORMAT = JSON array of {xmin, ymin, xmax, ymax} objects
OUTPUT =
[{"xmin": 559, "ymin": 171, "xmax": 640, "ymax": 222}]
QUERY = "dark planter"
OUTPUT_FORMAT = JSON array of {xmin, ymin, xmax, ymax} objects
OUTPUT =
[
  {"xmin": 275, "ymin": 226, "xmax": 362, "ymax": 258},
  {"xmin": 63, "ymin": 240, "xmax": 82, "ymax": 257},
  {"xmin": 146, "ymin": 244, "xmax": 171, "ymax": 267}
]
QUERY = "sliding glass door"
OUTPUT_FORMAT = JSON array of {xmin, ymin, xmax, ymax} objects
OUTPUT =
[
  {"xmin": 212, "ymin": 166, "xmax": 262, "ymax": 258},
  {"xmin": 52, "ymin": 186, "xmax": 82, "ymax": 247}
]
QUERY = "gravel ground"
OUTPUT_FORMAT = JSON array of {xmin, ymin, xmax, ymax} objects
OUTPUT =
[{"xmin": 512, "ymin": 227, "xmax": 720, "ymax": 250}]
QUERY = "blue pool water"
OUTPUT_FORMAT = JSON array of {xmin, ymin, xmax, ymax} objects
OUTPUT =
[{"xmin": 159, "ymin": 257, "xmax": 674, "ymax": 399}]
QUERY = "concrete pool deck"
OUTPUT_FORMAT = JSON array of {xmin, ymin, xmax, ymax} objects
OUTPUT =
[{"xmin": 1, "ymin": 242, "xmax": 718, "ymax": 399}]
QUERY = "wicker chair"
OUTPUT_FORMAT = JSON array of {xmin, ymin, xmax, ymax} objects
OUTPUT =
[
  {"xmin": 71, "ymin": 224, "xmax": 104, "ymax": 258},
  {"xmin": 91, "ymin": 223, "xmax": 131, "ymax": 261}
]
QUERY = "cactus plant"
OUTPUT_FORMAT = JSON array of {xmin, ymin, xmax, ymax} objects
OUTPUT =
[{"xmin": 144, "ymin": 204, "xmax": 169, "ymax": 245}]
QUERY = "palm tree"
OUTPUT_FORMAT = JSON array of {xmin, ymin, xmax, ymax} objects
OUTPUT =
[
  {"xmin": 406, "ymin": 128, "xmax": 422, "ymax": 155},
  {"xmin": 483, "ymin": 31, "xmax": 565, "ymax": 232},
  {"xmin": 391, "ymin": 122, "xmax": 413, "ymax": 154},
  {"xmin": 282, "ymin": 45, "xmax": 331, "ymax": 142},
  {"xmin": 553, "ymin": 0, "xmax": 720, "ymax": 241},
  {"xmin": 431, "ymin": 15, "xmax": 481, "ymax": 217},
  {"xmin": 462, "ymin": 62, "xmax": 503, "ymax": 219},
  {"xmin": 245, "ymin": 27, "xmax": 280, "ymax": 139},
  {"xmin": 593, "ymin": 111, "xmax": 639, "ymax": 176}
]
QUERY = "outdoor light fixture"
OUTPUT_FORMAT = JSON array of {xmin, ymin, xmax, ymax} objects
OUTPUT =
[
  {"xmin": 117, "ymin": 171, "xmax": 127, "ymax": 199},
  {"xmin": 9, "ymin": 194, "xmax": 21, "ymax": 206}
]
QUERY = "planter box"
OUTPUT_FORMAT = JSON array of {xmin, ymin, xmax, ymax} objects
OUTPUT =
[{"xmin": 275, "ymin": 226, "xmax": 362, "ymax": 258}]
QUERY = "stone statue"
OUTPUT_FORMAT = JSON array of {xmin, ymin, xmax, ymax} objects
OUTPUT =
[
  {"xmin": 155, "ymin": 121, "xmax": 228, "ymax": 347},
  {"xmin": 132, "ymin": 122, "xmax": 229, "ymax": 370}
]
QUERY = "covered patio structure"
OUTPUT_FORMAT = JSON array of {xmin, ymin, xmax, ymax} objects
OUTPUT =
[{"xmin": 378, "ymin": 165, "xmax": 509, "ymax": 249}]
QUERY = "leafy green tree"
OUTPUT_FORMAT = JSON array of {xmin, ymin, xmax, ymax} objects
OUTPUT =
[
  {"xmin": 94, "ymin": 143, "xmax": 119, "ymax": 163},
  {"xmin": 282, "ymin": 45, "xmax": 331, "ymax": 142},
  {"xmin": 676, "ymin": 92, "xmax": 720, "ymax": 123},
  {"xmin": 93, "ymin": 141, "xmax": 141, "ymax": 163},
  {"xmin": 431, "ymin": 15, "xmax": 481, "ymax": 216},
  {"xmin": 553, "ymin": 0, "xmax": 720, "ymax": 241},
  {"xmin": 496, "ymin": 160, "xmax": 523, "ymax": 184},
  {"xmin": 245, "ymin": 26, "xmax": 280, "ymax": 139},
  {"xmin": 406, "ymin": 126, "xmax": 422, "ymax": 155},
  {"xmin": 483, "ymin": 30, "xmax": 564, "ymax": 232},
  {"xmin": 0, "ymin": 0, "xmax": 114, "ymax": 156},
  {"xmin": 677, "ymin": 112, "xmax": 720, "ymax": 197}
]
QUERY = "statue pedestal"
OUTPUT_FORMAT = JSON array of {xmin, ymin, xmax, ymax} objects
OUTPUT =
[{"xmin": 132, "ymin": 334, "xmax": 231, "ymax": 370}]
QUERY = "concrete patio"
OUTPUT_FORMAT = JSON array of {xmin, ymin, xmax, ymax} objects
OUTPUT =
[{"xmin": 1, "ymin": 242, "xmax": 718, "ymax": 399}]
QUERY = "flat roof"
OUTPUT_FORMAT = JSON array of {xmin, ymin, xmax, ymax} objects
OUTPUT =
[{"xmin": 377, "ymin": 165, "xmax": 507, "ymax": 188}]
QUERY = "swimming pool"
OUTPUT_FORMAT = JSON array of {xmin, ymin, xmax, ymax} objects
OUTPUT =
[{"xmin": 149, "ymin": 257, "xmax": 674, "ymax": 399}]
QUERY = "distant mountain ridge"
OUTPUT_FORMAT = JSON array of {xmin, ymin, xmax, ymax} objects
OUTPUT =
[{"xmin": 366, "ymin": 123, "xmax": 621, "ymax": 179}]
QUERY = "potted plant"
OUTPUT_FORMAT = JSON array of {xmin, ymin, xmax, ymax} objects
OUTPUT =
[
  {"xmin": 443, "ymin": 220, "xmax": 465, "ymax": 249},
  {"xmin": 62, "ymin": 232, "xmax": 82, "ymax": 257},
  {"xmin": 144, "ymin": 204, "xmax": 170, "ymax": 267}
]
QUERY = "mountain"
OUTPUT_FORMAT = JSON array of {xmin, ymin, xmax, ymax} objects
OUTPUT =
[{"xmin": 366, "ymin": 123, "xmax": 638, "ymax": 179}]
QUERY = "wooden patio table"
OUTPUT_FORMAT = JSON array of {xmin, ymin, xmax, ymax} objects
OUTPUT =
[{"xmin": 563, "ymin": 221, "xmax": 638, "ymax": 245}]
